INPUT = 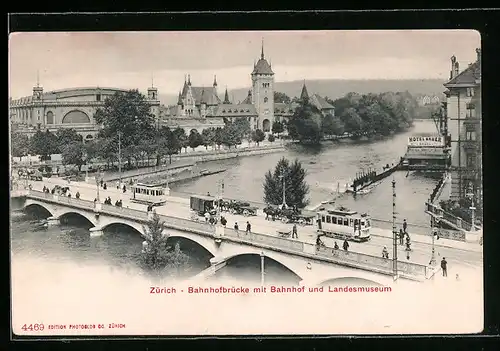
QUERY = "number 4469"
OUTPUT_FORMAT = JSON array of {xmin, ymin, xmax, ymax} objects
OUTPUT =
[{"xmin": 21, "ymin": 324, "xmax": 44, "ymax": 331}]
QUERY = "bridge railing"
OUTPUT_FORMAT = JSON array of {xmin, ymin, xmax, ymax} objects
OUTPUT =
[
  {"xmin": 158, "ymin": 214, "xmax": 215, "ymax": 235},
  {"xmin": 27, "ymin": 190, "xmax": 96, "ymax": 210},
  {"xmin": 313, "ymin": 244, "xmax": 427, "ymax": 279},
  {"xmin": 425, "ymin": 201, "xmax": 472, "ymax": 231},
  {"xmin": 223, "ymin": 228, "xmax": 305, "ymax": 252}
]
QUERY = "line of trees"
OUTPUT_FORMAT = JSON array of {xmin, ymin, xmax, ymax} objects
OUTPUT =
[
  {"xmin": 274, "ymin": 90, "xmax": 418, "ymax": 145},
  {"xmin": 10, "ymin": 89, "xmax": 273, "ymax": 174}
]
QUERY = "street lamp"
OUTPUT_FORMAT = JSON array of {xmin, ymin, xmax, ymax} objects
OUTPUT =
[
  {"xmin": 118, "ymin": 131, "xmax": 122, "ymax": 188},
  {"xmin": 260, "ymin": 251, "xmax": 265, "ymax": 287},
  {"xmin": 95, "ymin": 168, "xmax": 102, "ymax": 203},
  {"xmin": 279, "ymin": 168, "xmax": 286, "ymax": 209},
  {"xmin": 466, "ymin": 182, "xmax": 476, "ymax": 231}
]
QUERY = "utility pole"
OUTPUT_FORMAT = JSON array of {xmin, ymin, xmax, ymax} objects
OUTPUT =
[
  {"xmin": 429, "ymin": 210, "xmax": 437, "ymax": 266},
  {"xmin": 392, "ymin": 178, "xmax": 398, "ymax": 280}
]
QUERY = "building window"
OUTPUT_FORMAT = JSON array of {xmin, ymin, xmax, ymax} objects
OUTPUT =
[
  {"xmin": 466, "ymin": 153, "xmax": 476, "ymax": 168},
  {"xmin": 466, "ymin": 131, "xmax": 476, "ymax": 141},
  {"xmin": 264, "ymin": 97, "xmax": 268, "ymax": 103},
  {"xmin": 466, "ymin": 88, "xmax": 475, "ymax": 97},
  {"xmin": 466, "ymin": 103, "xmax": 475, "ymax": 118},
  {"xmin": 96, "ymin": 94, "xmax": 101, "ymax": 101}
]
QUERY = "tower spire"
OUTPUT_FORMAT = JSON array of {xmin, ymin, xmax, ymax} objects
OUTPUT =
[
  {"xmin": 188, "ymin": 74, "xmax": 191, "ymax": 86},
  {"xmin": 151, "ymin": 73, "xmax": 154, "ymax": 88},
  {"xmin": 223, "ymin": 86, "xmax": 230, "ymax": 104},
  {"xmin": 261, "ymin": 37, "xmax": 264, "ymax": 59},
  {"xmin": 36, "ymin": 69, "xmax": 40, "ymax": 87},
  {"xmin": 213, "ymin": 75, "xmax": 217, "ymax": 87}
]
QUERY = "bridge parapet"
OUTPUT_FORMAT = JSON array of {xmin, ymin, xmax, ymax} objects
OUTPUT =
[{"xmin": 224, "ymin": 228, "xmax": 305, "ymax": 252}]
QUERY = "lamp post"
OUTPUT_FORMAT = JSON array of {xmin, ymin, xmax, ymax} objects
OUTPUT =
[
  {"xmin": 279, "ymin": 168, "xmax": 286, "ymax": 208},
  {"xmin": 118, "ymin": 131, "xmax": 122, "ymax": 188},
  {"xmin": 260, "ymin": 251, "xmax": 265, "ymax": 287},
  {"xmin": 466, "ymin": 182, "xmax": 476, "ymax": 231},
  {"xmin": 391, "ymin": 178, "xmax": 398, "ymax": 281},
  {"xmin": 95, "ymin": 169, "xmax": 101, "ymax": 203}
]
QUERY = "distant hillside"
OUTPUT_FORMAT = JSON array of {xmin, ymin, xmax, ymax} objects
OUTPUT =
[{"xmin": 159, "ymin": 79, "xmax": 446, "ymax": 105}]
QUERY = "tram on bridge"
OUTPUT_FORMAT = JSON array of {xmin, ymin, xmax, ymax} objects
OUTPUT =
[
  {"xmin": 316, "ymin": 206, "xmax": 371, "ymax": 242},
  {"xmin": 131, "ymin": 182, "xmax": 167, "ymax": 206}
]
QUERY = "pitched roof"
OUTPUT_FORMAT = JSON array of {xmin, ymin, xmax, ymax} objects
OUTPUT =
[
  {"xmin": 186, "ymin": 86, "xmax": 221, "ymax": 105},
  {"xmin": 300, "ymin": 83, "xmax": 309, "ymax": 100},
  {"xmin": 445, "ymin": 60, "xmax": 481, "ymax": 87},
  {"xmin": 311, "ymin": 94, "xmax": 334, "ymax": 110},
  {"xmin": 252, "ymin": 58, "xmax": 274, "ymax": 75},
  {"xmin": 242, "ymin": 90, "xmax": 252, "ymax": 104},
  {"xmin": 215, "ymin": 103, "xmax": 258, "ymax": 116}
]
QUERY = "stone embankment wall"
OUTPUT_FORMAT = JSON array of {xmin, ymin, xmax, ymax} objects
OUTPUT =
[{"xmin": 170, "ymin": 144, "xmax": 286, "ymax": 164}]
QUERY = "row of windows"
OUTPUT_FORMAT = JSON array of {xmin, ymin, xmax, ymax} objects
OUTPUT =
[
  {"xmin": 221, "ymin": 109, "xmax": 251, "ymax": 113},
  {"xmin": 262, "ymin": 83, "xmax": 271, "ymax": 88},
  {"xmin": 135, "ymin": 188, "xmax": 164, "ymax": 196},
  {"xmin": 465, "ymin": 131, "xmax": 477, "ymax": 141},
  {"xmin": 466, "ymin": 103, "xmax": 476, "ymax": 118},
  {"xmin": 320, "ymin": 215, "xmax": 369, "ymax": 227}
]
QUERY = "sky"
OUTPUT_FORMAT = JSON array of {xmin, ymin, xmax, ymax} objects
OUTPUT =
[{"xmin": 8, "ymin": 30, "xmax": 481, "ymax": 99}]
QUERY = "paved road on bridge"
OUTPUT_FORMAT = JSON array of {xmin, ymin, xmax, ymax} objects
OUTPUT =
[{"xmin": 24, "ymin": 177, "xmax": 482, "ymax": 271}]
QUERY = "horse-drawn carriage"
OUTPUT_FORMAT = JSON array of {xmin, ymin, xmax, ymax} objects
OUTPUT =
[
  {"xmin": 263, "ymin": 205, "xmax": 316, "ymax": 225},
  {"xmin": 215, "ymin": 199, "xmax": 258, "ymax": 217}
]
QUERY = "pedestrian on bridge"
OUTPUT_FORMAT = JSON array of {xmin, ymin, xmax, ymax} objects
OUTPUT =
[
  {"xmin": 403, "ymin": 219, "xmax": 408, "ymax": 234},
  {"xmin": 123, "ymin": 185, "xmax": 127, "ymax": 193},
  {"xmin": 76, "ymin": 191, "xmax": 80, "ymax": 199},
  {"xmin": 343, "ymin": 239, "xmax": 349, "ymax": 251},
  {"xmin": 441, "ymin": 257, "xmax": 448, "ymax": 277},
  {"xmin": 292, "ymin": 224, "xmax": 298, "ymax": 239},
  {"xmin": 246, "ymin": 221, "xmax": 251, "ymax": 234},
  {"xmin": 234, "ymin": 222, "xmax": 239, "ymax": 233},
  {"xmin": 399, "ymin": 229, "xmax": 404, "ymax": 245}
]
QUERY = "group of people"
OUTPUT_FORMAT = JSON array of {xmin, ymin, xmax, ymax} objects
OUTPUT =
[
  {"xmin": 233, "ymin": 221, "xmax": 252, "ymax": 234},
  {"xmin": 102, "ymin": 196, "xmax": 122, "ymax": 207}
]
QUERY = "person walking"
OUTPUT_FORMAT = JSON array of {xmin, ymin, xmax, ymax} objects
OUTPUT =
[
  {"xmin": 399, "ymin": 229, "xmax": 404, "ymax": 245},
  {"xmin": 292, "ymin": 223, "xmax": 298, "ymax": 239},
  {"xmin": 403, "ymin": 219, "xmax": 408, "ymax": 234},
  {"xmin": 441, "ymin": 257, "xmax": 448, "ymax": 277},
  {"xmin": 246, "ymin": 221, "xmax": 251, "ymax": 234},
  {"xmin": 343, "ymin": 239, "xmax": 349, "ymax": 251}
]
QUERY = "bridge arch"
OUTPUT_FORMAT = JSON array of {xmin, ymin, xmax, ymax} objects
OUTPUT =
[
  {"xmin": 101, "ymin": 221, "xmax": 145, "ymax": 237},
  {"xmin": 24, "ymin": 203, "xmax": 53, "ymax": 218},
  {"xmin": 58, "ymin": 211, "xmax": 96, "ymax": 228},
  {"xmin": 223, "ymin": 252, "xmax": 303, "ymax": 281},
  {"xmin": 168, "ymin": 234, "xmax": 216, "ymax": 257}
]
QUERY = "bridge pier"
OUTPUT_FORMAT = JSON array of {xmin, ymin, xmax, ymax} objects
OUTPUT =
[
  {"xmin": 89, "ymin": 226, "xmax": 104, "ymax": 237},
  {"xmin": 46, "ymin": 216, "xmax": 60, "ymax": 227}
]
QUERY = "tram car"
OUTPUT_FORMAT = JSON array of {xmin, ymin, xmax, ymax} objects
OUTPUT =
[
  {"xmin": 131, "ymin": 182, "xmax": 167, "ymax": 206},
  {"xmin": 316, "ymin": 207, "xmax": 371, "ymax": 242}
]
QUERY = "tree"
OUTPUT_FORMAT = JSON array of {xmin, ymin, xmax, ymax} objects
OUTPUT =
[
  {"xmin": 188, "ymin": 130, "xmax": 203, "ymax": 151},
  {"xmin": 214, "ymin": 127, "xmax": 224, "ymax": 150},
  {"xmin": 263, "ymin": 157, "xmax": 310, "ymax": 208},
  {"xmin": 164, "ymin": 129, "xmax": 180, "ymax": 164},
  {"xmin": 29, "ymin": 130, "xmax": 59, "ymax": 160},
  {"xmin": 321, "ymin": 113, "xmax": 345, "ymax": 136},
  {"xmin": 94, "ymin": 89, "xmax": 156, "ymax": 164},
  {"xmin": 10, "ymin": 132, "xmax": 30, "ymax": 158},
  {"xmin": 288, "ymin": 100, "xmax": 323, "ymax": 144},
  {"xmin": 272, "ymin": 121, "xmax": 284, "ymax": 136},
  {"xmin": 268, "ymin": 134, "xmax": 276, "ymax": 143},
  {"xmin": 55, "ymin": 128, "xmax": 83, "ymax": 152},
  {"xmin": 340, "ymin": 108, "xmax": 363, "ymax": 136},
  {"xmin": 172, "ymin": 127, "xmax": 188, "ymax": 153},
  {"xmin": 141, "ymin": 212, "xmax": 190, "ymax": 278},
  {"xmin": 61, "ymin": 141, "xmax": 87, "ymax": 173},
  {"xmin": 274, "ymin": 91, "xmax": 291, "ymax": 103},
  {"xmin": 201, "ymin": 128, "xmax": 216, "ymax": 150},
  {"xmin": 233, "ymin": 118, "xmax": 251, "ymax": 140},
  {"xmin": 221, "ymin": 123, "xmax": 242, "ymax": 149},
  {"xmin": 251, "ymin": 129, "xmax": 266, "ymax": 146}
]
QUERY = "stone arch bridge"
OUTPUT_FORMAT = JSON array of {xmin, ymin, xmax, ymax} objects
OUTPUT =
[{"xmin": 18, "ymin": 191, "xmax": 433, "ymax": 287}]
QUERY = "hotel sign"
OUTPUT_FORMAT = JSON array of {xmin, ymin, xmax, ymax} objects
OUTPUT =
[{"xmin": 408, "ymin": 136, "xmax": 444, "ymax": 147}]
